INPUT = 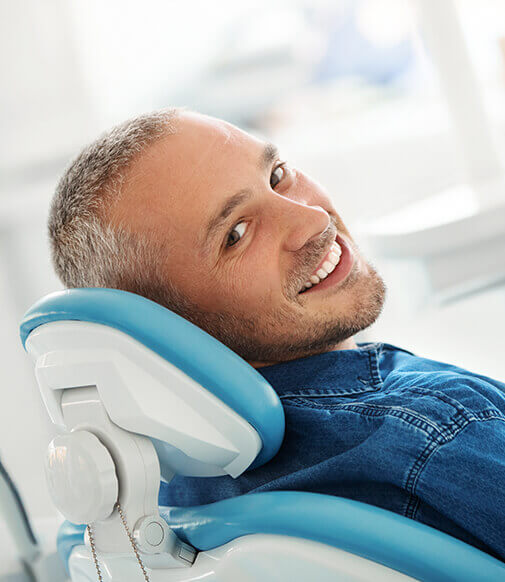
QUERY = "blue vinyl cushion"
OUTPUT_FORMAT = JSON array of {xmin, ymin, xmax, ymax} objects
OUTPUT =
[
  {"xmin": 57, "ymin": 492, "xmax": 505, "ymax": 581},
  {"xmin": 20, "ymin": 288, "xmax": 285, "ymax": 470}
]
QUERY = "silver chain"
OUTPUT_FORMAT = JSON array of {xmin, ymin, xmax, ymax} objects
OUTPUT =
[
  {"xmin": 87, "ymin": 502, "xmax": 150, "ymax": 582},
  {"xmin": 87, "ymin": 522, "xmax": 103, "ymax": 582}
]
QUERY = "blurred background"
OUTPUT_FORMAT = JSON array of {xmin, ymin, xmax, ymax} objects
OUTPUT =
[{"xmin": 1, "ymin": 0, "xmax": 505, "ymax": 549}]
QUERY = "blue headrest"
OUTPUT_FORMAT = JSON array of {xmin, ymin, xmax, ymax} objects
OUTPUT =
[{"xmin": 20, "ymin": 288, "xmax": 285, "ymax": 470}]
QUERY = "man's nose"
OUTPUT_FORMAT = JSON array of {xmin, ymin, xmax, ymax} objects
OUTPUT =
[{"xmin": 276, "ymin": 199, "xmax": 331, "ymax": 253}]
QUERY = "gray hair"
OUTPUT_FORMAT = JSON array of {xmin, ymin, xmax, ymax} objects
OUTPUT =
[{"xmin": 48, "ymin": 107, "xmax": 197, "ymax": 315}]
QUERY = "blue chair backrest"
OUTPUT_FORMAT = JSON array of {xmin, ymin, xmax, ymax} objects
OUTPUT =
[{"xmin": 20, "ymin": 287, "xmax": 285, "ymax": 470}]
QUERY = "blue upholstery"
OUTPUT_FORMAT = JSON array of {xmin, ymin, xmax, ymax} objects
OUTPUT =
[
  {"xmin": 57, "ymin": 522, "xmax": 86, "ymax": 574},
  {"xmin": 20, "ymin": 288, "xmax": 285, "ymax": 470},
  {"xmin": 58, "ymin": 492, "xmax": 505, "ymax": 581},
  {"xmin": 26, "ymin": 289, "xmax": 505, "ymax": 580},
  {"xmin": 163, "ymin": 492, "xmax": 505, "ymax": 581}
]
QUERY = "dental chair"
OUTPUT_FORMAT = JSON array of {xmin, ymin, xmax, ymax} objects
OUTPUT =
[{"xmin": 20, "ymin": 288, "xmax": 505, "ymax": 582}]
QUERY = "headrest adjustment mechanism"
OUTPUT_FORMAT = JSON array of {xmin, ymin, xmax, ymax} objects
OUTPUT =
[{"xmin": 46, "ymin": 430, "xmax": 118, "ymax": 524}]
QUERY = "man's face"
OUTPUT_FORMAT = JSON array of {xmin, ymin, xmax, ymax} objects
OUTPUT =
[{"xmin": 112, "ymin": 111, "xmax": 386, "ymax": 366}]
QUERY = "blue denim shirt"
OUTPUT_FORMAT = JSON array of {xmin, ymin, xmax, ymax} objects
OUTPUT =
[{"xmin": 159, "ymin": 341, "xmax": 505, "ymax": 562}]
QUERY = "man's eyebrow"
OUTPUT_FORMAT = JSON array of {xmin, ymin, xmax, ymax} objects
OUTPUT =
[
  {"xmin": 200, "ymin": 143, "xmax": 280, "ymax": 256},
  {"xmin": 261, "ymin": 143, "xmax": 279, "ymax": 169}
]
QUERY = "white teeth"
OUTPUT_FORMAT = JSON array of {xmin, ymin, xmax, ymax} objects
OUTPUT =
[
  {"xmin": 329, "ymin": 244, "xmax": 341, "ymax": 262},
  {"xmin": 300, "ymin": 239, "xmax": 343, "ymax": 293},
  {"xmin": 331, "ymin": 242, "xmax": 342, "ymax": 257},
  {"xmin": 323, "ymin": 260, "xmax": 336, "ymax": 274}
]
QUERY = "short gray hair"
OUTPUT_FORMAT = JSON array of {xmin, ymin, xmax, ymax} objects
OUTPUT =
[{"xmin": 48, "ymin": 107, "xmax": 197, "ymax": 315}]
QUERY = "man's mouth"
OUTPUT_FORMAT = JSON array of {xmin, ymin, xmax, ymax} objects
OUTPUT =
[{"xmin": 298, "ymin": 234, "xmax": 354, "ymax": 294}]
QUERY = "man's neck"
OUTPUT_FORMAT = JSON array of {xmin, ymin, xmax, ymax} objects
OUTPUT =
[{"xmin": 249, "ymin": 336, "xmax": 358, "ymax": 369}]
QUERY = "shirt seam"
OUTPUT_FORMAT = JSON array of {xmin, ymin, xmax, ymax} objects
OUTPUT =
[
  {"xmin": 282, "ymin": 383, "xmax": 505, "ymax": 433},
  {"xmin": 368, "ymin": 342, "xmax": 384, "ymax": 390},
  {"xmin": 282, "ymin": 398, "xmax": 447, "ymax": 438},
  {"xmin": 278, "ymin": 386, "xmax": 377, "ymax": 398},
  {"xmin": 403, "ymin": 414, "xmax": 505, "ymax": 520}
]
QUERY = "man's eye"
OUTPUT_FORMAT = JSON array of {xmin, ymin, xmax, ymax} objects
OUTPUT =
[
  {"xmin": 225, "ymin": 221, "xmax": 247, "ymax": 248},
  {"xmin": 270, "ymin": 162, "xmax": 287, "ymax": 190}
]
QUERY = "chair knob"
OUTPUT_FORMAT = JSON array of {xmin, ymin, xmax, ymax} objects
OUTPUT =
[{"xmin": 45, "ymin": 430, "xmax": 118, "ymax": 524}]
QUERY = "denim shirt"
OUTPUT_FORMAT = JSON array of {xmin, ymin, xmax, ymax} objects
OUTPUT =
[{"xmin": 159, "ymin": 341, "xmax": 505, "ymax": 562}]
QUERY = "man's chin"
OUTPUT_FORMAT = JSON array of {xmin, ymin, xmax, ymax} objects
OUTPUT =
[
  {"xmin": 172, "ymin": 260, "xmax": 386, "ymax": 365},
  {"xmin": 280, "ymin": 262, "xmax": 386, "ymax": 359},
  {"xmin": 240, "ymin": 270, "xmax": 385, "ymax": 365}
]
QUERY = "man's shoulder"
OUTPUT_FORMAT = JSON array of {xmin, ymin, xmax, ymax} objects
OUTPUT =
[
  {"xmin": 375, "ymin": 341, "xmax": 504, "ymax": 386},
  {"xmin": 369, "ymin": 341, "xmax": 505, "ymax": 424}
]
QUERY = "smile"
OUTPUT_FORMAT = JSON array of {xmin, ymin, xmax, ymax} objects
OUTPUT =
[{"xmin": 299, "ymin": 234, "xmax": 354, "ymax": 294}]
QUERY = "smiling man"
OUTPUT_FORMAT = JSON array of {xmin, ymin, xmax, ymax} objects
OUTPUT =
[
  {"xmin": 76, "ymin": 109, "xmax": 385, "ymax": 367},
  {"xmin": 49, "ymin": 108, "xmax": 505, "ymax": 562}
]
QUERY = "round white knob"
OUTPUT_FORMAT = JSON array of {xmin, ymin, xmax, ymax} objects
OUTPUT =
[
  {"xmin": 134, "ymin": 514, "xmax": 174, "ymax": 553},
  {"xmin": 145, "ymin": 522, "xmax": 164, "ymax": 546},
  {"xmin": 45, "ymin": 430, "xmax": 118, "ymax": 524}
]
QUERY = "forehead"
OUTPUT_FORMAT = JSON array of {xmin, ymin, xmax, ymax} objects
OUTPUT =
[
  {"xmin": 136, "ymin": 112, "xmax": 264, "ymax": 187},
  {"xmin": 113, "ymin": 112, "xmax": 265, "ymax": 242},
  {"xmin": 167, "ymin": 111, "xmax": 262, "ymax": 171}
]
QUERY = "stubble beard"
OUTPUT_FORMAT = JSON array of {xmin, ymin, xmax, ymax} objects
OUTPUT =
[{"xmin": 174, "ymin": 257, "xmax": 387, "ymax": 365}]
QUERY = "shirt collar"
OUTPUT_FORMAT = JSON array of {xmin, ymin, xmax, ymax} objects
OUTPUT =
[{"xmin": 255, "ymin": 342, "xmax": 383, "ymax": 398}]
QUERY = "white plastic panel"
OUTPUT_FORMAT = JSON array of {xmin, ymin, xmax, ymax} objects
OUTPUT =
[
  {"xmin": 25, "ymin": 321, "xmax": 261, "ymax": 478},
  {"xmin": 68, "ymin": 534, "xmax": 418, "ymax": 582}
]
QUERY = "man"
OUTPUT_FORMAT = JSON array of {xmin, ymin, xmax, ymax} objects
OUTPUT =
[{"xmin": 49, "ymin": 108, "xmax": 505, "ymax": 562}]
